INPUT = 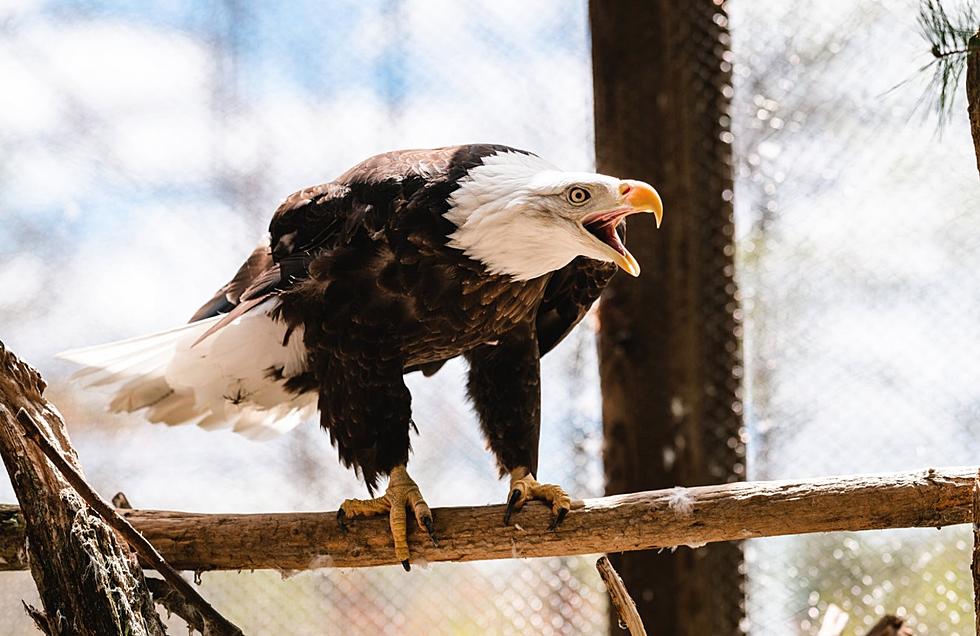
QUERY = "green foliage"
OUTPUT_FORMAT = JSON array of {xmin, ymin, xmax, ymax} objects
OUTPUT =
[{"xmin": 916, "ymin": 0, "xmax": 979, "ymax": 123}]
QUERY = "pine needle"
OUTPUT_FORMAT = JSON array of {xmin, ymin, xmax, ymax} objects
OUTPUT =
[{"xmin": 916, "ymin": 0, "xmax": 979, "ymax": 124}]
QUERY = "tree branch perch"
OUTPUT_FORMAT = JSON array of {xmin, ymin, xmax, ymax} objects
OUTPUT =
[{"xmin": 0, "ymin": 466, "xmax": 974, "ymax": 572}]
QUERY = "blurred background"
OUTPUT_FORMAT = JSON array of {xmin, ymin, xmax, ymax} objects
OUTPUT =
[{"xmin": 1, "ymin": 0, "xmax": 979, "ymax": 634}]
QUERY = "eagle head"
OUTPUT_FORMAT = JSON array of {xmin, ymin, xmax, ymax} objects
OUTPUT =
[{"xmin": 445, "ymin": 150, "xmax": 663, "ymax": 281}]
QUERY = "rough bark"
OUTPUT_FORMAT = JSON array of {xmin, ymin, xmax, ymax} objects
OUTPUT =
[
  {"xmin": 967, "ymin": 31, "xmax": 980, "ymax": 176},
  {"xmin": 1, "ymin": 467, "xmax": 972, "ymax": 572},
  {"xmin": 0, "ymin": 341, "xmax": 166, "ymax": 635},
  {"xmin": 590, "ymin": 1, "xmax": 743, "ymax": 634},
  {"xmin": 16, "ymin": 408, "xmax": 242, "ymax": 635},
  {"xmin": 0, "ymin": 502, "xmax": 27, "ymax": 570}
]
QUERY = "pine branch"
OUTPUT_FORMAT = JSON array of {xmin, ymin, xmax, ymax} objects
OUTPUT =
[{"xmin": 916, "ymin": 0, "xmax": 980, "ymax": 122}]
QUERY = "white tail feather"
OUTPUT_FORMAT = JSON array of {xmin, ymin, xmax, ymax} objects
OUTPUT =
[
  {"xmin": 57, "ymin": 300, "xmax": 314, "ymax": 438},
  {"xmin": 109, "ymin": 376, "xmax": 172, "ymax": 412}
]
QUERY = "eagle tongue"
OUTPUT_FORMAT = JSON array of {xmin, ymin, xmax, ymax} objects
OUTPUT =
[{"xmin": 586, "ymin": 218, "xmax": 628, "ymax": 257}]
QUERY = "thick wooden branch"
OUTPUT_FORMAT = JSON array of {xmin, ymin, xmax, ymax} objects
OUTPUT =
[{"xmin": 1, "ymin": 466, "xmax": 975, "ymax": 572}]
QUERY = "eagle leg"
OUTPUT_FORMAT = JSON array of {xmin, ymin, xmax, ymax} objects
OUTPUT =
[
  {"xmin": 503, "ymin": 467, "xmax": 573, "ymax": 530},
  {"xmin": 336, "ymin": 465, "xmax": 436, "ymax": 571}
]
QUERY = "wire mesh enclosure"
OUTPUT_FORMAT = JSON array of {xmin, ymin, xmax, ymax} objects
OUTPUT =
[
  {"xmin": 0, "ymin": 0, "xmax": 979, "ymax": 634},
  {"xmin": 732, "ymin": 0, "xmax": 980, "ymax": 633}
]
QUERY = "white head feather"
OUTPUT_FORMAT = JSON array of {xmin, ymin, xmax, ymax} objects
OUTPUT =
[{"xmin": 444, "ymin": 151, "xmax": 661, "ymax": 280}]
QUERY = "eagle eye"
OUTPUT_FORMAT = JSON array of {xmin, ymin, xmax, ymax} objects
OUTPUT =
[{"xmin": 566, "ymin": 186, "xmax": 591, "ymax": 205}]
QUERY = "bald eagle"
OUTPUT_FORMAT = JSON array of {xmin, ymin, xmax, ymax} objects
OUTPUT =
[{"xmin": 59, "ymin": 144, "xmax": 663, "ymax": 569}]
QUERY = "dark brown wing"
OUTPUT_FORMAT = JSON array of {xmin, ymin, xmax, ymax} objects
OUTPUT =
[
  {"xmin": 189, "ymin": 243, "xmax": 275, "ymax": 321},
  {"xmin": 536, "ymin": 257, "xmax": 618, "ymax": 356},
  {"xmin": 266, "ymin": 145, "xmax": 525, "ymax": 264},
  {"xmin": 186, "ymin": 184, "xmax": 350, "ymax": 343},
  {"xmin": 536, "ymin": 221, "xmax": 628, "ymax": 355},
  {"xmin": 189, "ymin": 145, "xmax": 527, "ymax": 332}
]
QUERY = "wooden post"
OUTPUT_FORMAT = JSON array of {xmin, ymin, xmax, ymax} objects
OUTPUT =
[
  {"xmin": 0, "ymin": 341, "xmax": 166, "ymax": 635},
  {"xmin": 590, "ymin": 1, "xmax": 744, "ymax": 633}
]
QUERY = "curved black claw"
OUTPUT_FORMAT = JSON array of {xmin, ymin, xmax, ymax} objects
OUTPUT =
[
  {"xmin": 422, "ymin": 516, "xmax": 439, "ymax": 547},
  {"xmin": 503, "ymin": 488, "xmax": 522, "ymax": 525},
  {"xmin": 548, "ymin": 507, "xmax": 569, "ymax": 532},
  {"xmin": 401, "ymin": 559, "xmax": 411, "ymax": 572},
  {"xmin": 336, "ymin": 508, "xmax": 348, "ymax": 534}
]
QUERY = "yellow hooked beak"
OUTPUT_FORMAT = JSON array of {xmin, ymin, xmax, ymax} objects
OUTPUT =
[{"xmin": 620, "ymin": 180, "xmax": 664, "ymax": 229}]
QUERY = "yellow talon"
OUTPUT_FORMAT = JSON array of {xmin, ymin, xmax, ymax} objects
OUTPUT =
[
  {"xmin": 504, "ymin": 467, "xmax": 573, "ymax": 529},
  {"xmin": 338, "ymin": 465, "xmax": 434, "ymax": 570}
]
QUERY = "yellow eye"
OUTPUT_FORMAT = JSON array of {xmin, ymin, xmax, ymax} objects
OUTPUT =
[{"xmin": 567, "ymin": 186, "xmax": 591, "ymax": 205}]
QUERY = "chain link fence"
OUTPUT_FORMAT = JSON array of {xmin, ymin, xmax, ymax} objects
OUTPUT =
[
  {"xmin": 1, "ymin": 0, "xmax": 979, "ymax": 634},
  {"xmin": 732, "ymin": 0, "xmax": 980, "ymax": 633}
]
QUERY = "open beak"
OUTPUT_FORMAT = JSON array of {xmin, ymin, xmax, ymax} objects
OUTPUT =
[{"xmin": 581, "ymin": 180, "xmax": 663, "ymax": 277}]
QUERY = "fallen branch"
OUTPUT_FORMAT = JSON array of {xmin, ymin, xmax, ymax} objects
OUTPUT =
[
  {"xmin": 0, "ymin": 341, "xmax": 165, "ymax": 635},
  {"xmin": 16, "ymin": 409, "xmax": 242, "ymax": 636},
  {"xmin": 1, "ymin": 466, "xmax": 975, "ymax": 572},
  {"xmin": 596, "ymin": 556, "xmax": 646, "ymax": 636}
]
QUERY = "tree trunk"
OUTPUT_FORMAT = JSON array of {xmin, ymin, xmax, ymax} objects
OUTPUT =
[
  {"xmin": 967, "ymin": 31, "xmax": 980, "ymax": 176},
  {"xmin": 590, "ymin": 2, "xmax": 744, "ymax": 635},
  {"xmin": 0, "ymin": 341, "xmax": 166, "ymax": 635}
]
